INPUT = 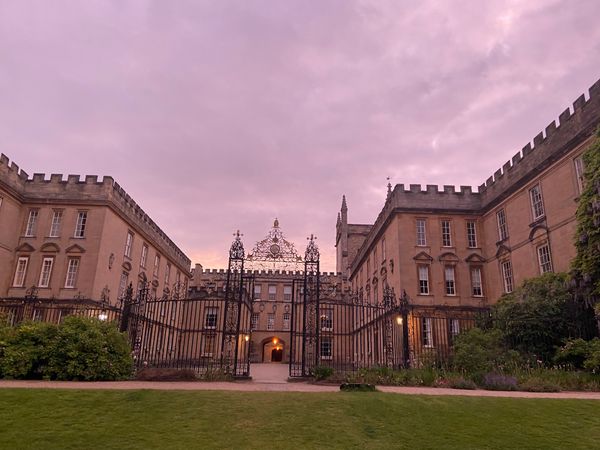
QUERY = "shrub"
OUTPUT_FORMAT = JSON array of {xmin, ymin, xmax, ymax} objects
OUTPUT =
[
  {"xmin": 583, "ymin": 339, "xmax": 600, "ymax": 372},
  {"xmin": 0, "ymin": 321, "xmax": 57, "ymax": 379},
  {"xmin": 136, "ymin": 368, "xmax": 198, "ymax": 381},
  {"xmin": 452, "ymin": 328, "xmax": 519, "ymax": 375},
  {"xmin": 492, "ymin": 273, "xmax": 588, "ymax": 363},
  {"xmin": 312, "ymin": 365, "xmax": 334, "ymax": 381},
  {"xmin": 45, "ymin": 316, "xmax": 133, "ymax": 381},
  {"xmin": 340, "ymin": 383, "xmax": 377, "ymax": 392},
  {"xmin": 518, "ymin": 377, "xmax": 561, "ymax": 393},
  {"xmin": 481, "ymin": 373, "xmax": 517, "ymax": 391},
  {"xmin": 554, "ymin": 338, "xmax": 591, "ymax": 369},
  {"xmin": 448, "ymin": 377, "xmax": 477, "ymax": 390}
]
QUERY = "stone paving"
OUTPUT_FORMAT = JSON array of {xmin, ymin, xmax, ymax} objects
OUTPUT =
[
  {"xmin": 1, "ymin": 379, "xmax": 600, "ymax": 399},
  {"xmin": 1, "ymin": 363, "xmax": 599, "ymax": 399}
]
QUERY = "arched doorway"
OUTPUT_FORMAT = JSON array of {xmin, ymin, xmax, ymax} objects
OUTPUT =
[{"xmin": 261, "ymin": 337, "xmax": 286, "ymax": 363}]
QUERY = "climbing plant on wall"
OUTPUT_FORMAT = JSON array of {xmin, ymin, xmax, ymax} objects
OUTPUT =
[{"xmin": 572, "ymin": 128, "xmax": 600, "ymax": 308}]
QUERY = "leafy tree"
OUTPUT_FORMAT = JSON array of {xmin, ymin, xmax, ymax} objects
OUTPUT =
[
  {"xmin": 492, "ymin": 273, "xmax": 589, "ymax": 362},
  {"xmin": 572, "ymin": 129, "xmax": 600, "ymax": 306}
]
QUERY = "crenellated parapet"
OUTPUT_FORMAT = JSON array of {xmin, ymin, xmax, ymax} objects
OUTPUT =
[
  {"xmin": 478, "ymin": 78, "xmax": 600, "ymax": 208},
  {"xmin": 0, "ymin": 155, "xmax": 190, "ymax": 271},
  {"xmin": 199, "ymin": 268, "xmax": 342, "ymax": 278}
]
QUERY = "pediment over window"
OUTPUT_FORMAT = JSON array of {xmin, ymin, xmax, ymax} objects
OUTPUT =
[
  {"xmin": 15, "ymin": 243, "xmax": 35, "ymax": 252},
  {"xmin": 65, "ymin": 244, "xmax": 86, "ymax": 254},
  {"xmin": 465, "ymin": 253, "xmax": 486, "ymax": 263},
  {"xmin": 529, "ymin": 225, "xmax": 549, "ymax": 241},
  {"xmin": 151, "ymin": 279, "xmax": 159, "ymax": 288},
  {"xmin": 413, "ymin": 251, "xmax": 433, "ymax": 262},
  {"xmin": 438, "ymin": 252, "xmax": 459, "ymax": 263},
  {"xmin": 138, "ymin": 272, "xmax": 147, "ymax": 281},
  {"xmin": 122, "ymin": 261, "xmax": 132, "ymax": 272},
  {"xmin": 40, "ymin": 243, "xmax": 60, "ymax": 253},
  {"xmin": 495, "ymin": 244, "xmax": 511, "ymax": 258}
]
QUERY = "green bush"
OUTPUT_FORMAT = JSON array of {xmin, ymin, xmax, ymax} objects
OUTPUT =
[
  {"xmin": 448, "ymin": 377, "xmax": 477, "ymax": 390},
  {"xmin": 583, "ymin": 339, "xmax": 600, "ymax": 372},
  {"xmin": 518, "ymin": 377, "xmax": 561, "ymax": 392},
  {"xmin": 45, "ymin": 317, "xmax": 133, "ymax": 381},
  {"xmin": 0, "ymin": 322, "xmax": 57, "ymax": 379},
  {"xmin": 0, "ymin": 317, "xmax": 132, "ymax": 381},
  {"xmin": 452, "ymin": 328, "xmax": 520, "ymax": 376},
  {"xmin": 554, "ymin": 338, "xmax": 591, "ymax": 369},
  {"xmin": 492, "ymin": 273, "xmax": 585, "ymax": 363},
  {"xmin": 312, "ymin": 365, "xmax": 334, "ymax": 381}
]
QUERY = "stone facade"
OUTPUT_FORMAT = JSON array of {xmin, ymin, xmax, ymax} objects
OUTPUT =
[
  {"xmin": 0, "ymin": 157, "xmax": 191, "ymax": 304},
  {"xmin": 339, "ymin": 78, "xmax": 600, "ymax": 308}
]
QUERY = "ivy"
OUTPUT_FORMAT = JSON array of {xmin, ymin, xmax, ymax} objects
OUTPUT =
[{"xmin": 572, "ymin": 128, "xmax": 600, "ymax": 304}]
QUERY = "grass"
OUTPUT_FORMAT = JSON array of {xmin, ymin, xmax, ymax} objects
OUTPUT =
[{"xmin": 1, "ymin": 389, "xmax": 599, "ymax": 449}]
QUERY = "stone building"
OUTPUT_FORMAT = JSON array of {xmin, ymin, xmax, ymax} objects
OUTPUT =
[
  {"xmin": 190, "ymin": 220, "xmax": 343, "ymax": 364},
  {"xmin": 0, "ymin": 157, "xmax": 191, "ymax": 305},
  {"xmin": 337, "ymin": 78, "xmax": 600, "ymax": 323}
]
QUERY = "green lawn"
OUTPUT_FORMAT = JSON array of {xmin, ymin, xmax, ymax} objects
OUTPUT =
[{"xmin": 1, "ymin": 389, "xmax": 599, "ymax": 449}]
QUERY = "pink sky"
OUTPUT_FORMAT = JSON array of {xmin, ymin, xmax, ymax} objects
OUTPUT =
[{"xmin": 1, "ymin": 1, "xmax": 599, "ymax": 271}]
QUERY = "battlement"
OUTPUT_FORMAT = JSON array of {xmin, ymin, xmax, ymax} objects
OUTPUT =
[
  {"xmin": 0, "ymin": 154, "xmax": 191, "ymax": 271},
  {"xmin": 478, "ymin": 78, "xmax": 600, "ymax": 206},
  {"xmin": 199, "ymin": 268, "xmax": 342, "ymax": 278}
]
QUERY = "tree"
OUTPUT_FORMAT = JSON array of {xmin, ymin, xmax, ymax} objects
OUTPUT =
[{"xmin": 492, "ymin": 273, "xmax": 592, "ymax": 362}]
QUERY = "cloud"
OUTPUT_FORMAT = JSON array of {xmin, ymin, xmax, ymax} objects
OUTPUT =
[{"xmin": 1, "ymin": 0, "xmax": 599, "ymax": 270}]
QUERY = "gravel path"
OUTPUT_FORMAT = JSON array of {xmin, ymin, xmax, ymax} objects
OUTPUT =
[{"xmin": 1, "ymin": 380, "xmax": 599, "ymax": 399}]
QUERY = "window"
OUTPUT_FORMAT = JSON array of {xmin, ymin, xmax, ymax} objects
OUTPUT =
[
  {"xmin": 153, "ymin": 255, "xmax": 160, "ymax": 277},
  {"xmin": 164, "ymin": 263, "xmax": 171, "ymax": 286},
  {"xmin": 466, "ymin": 221, "xmax": 477, "ymax": 248},
  {"xmin": 529, "ymin": 184, "xmax": 545, "ymax": 220},
  {"xmin": 373, "ymin": 283, "xmax": 378, "ymax": 304},
  {"xmin": 373, "ymin": 247, "xmax": 378, "ymax": 267},
  {"xmin": 283, "ymin": 285, "xmax": 292, "ymax": 301},
  {"xmin": 267, "ymin": 313, "xmax": 275, "ymax": 331},
  {"xmin": 381, "ymin": 238, "xmax": 386, "ymax": 262},
  {"xmin": 254, "ymin": 284, "xmax": 262, "ymax": 300},
  {"xmin": 119, "ymin": 272, "xmax": 129, "ymax": 298},
  {"xmin": 441, "ymin": 220, "xmax": 452, "ymax": 247},
  {"xmin": 537, "ymin": 244, "xmax": 553, "ymax": 274},
  {"xmin": 444, "ymin": 266, "xmax": 456, "ymax": 296},
  {"xmin": 49, "ymin": 210, "xmax": 62, "ymax": 237},
  {"xmin": 423, "ymin": 318, "xmax": 433, "ymax": 347},
  {"xmin": 449, "ymin": 319, "xmax": 460, "ymax": 337},
  {"xmin": 418, "ymin": 265, "xmax": 429, "ymax": 295},
  {"xmin": 140, "ymin": 244, "xmax": 148, "ymax": 268},
  {"xmin": 203, "ymin": 334, "xmax": 216, "ymax": 357},
  {"xmin": 205, "ymin": 307, "xmax": 218, "ymax": 329},
  {"xmin": 416, "ymin": 219, "xmax": 427, "ymax": 246},
  {"xmin": 64, "ymin": 258, "xmax": 80, "ymax": 288},
  {"xmin": 25, "ymin": 209, "xmax": 38, "ymax": 237},
  {"xmin": 320, "ymin": 337, "xmax": 332, "ymax": 359},
  {"xmin": 320, "ymin": 309, "xmax": 333, "ymax": 331},
  {"xmin": 501, "ymin": 260, "xmax": 514, "ymax": 293},
  {"xmin": 74, "ymin": 211, "xmax": 87, "ymax": 238},
  {"xmin": 13, "ymin": 257, "xmax": 29, "ymax": 287},
  {"xmin": 251, "ymin": 313, "xmax": 259, "ymax": 330},
  {"xmin": 38, "ymin": 257, "xmax": 54, "ymax": 288},
  {"xmin": 574, "ymin": 156, "xmax": 585, "ymax": 194},
  {"xmin": 283, "ymin": 312, "xmax": 290, "ymax": 330},
  {"xmin": 367, "ymin": 256, "xmax": 370, "ymax": 275},
  {"xmin": 268, "ymin": 285, "xmax": 277, "ymax": 301},
  {"xmin": 496, "ymin": 209, "xmax": 508, "ymax": 241},
  {"xmin": 471, "ymin": 267, "xmax": 483, "ymax": 297},
  {"xmin": 124, "ymin": 232, "xmax": 134, "ymax": 258}
]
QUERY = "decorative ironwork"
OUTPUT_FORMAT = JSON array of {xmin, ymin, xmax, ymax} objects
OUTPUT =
[
  {"xmin": 305, "ymin": 234, "xmax": 319, "ymax": 263},
  {"xmin": 247, "ymin": 219, "xmax": 303, "ymax": 270},
  {"xmin": 229, "ymin": 230, "xmax": 245, "ymax": 260}
]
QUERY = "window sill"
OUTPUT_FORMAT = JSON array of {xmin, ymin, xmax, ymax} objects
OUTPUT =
[
  {"xmin": 320, "ymin": 356, "xmax": 333, "ymax": 360},
  {"xmin": 417, "ymin": 293, "xmax": 431, "ymax": 296},
  {"xmin": 529, "ymin": 216, "xmax": 546, "ymax": 227},
  {"xmin": 70, "ymin": 236, "xmax": 86, "ymax": 240}
]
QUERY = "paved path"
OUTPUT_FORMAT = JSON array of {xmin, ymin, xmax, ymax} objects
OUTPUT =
[
  {"xmin": 1, "ymin": 380, "xmax": 600, "ymax": 399},
  {"xmin": 250, "ymin": 363, "xmax": 289, "ymax": 384}
]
